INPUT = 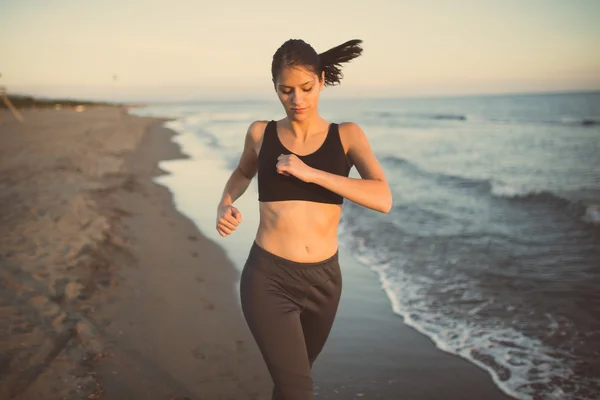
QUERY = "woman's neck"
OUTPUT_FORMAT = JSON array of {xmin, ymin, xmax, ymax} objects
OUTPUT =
[{"xmin": 284, "ymin": 114, "xmax": 327, "ymax": 141}]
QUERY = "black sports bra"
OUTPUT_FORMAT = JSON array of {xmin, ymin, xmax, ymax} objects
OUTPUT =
[{"xmin": 257, "ymin": 120, "xmax": 351, "ymax": 204}]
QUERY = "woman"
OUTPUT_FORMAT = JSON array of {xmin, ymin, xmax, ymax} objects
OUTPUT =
[{"xmin": 215, "ymin": 38, "xmax": 392, "ymax": 399}]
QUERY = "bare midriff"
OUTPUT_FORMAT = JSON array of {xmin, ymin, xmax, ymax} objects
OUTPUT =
[{"xmin": 255, "ymin": 200, "xmax": 342, "ymax": 263}]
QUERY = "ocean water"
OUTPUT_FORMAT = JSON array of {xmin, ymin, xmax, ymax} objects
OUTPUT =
[{"xmin": 132, "ymin": 91, "xmax": 600, "ymax": 400}]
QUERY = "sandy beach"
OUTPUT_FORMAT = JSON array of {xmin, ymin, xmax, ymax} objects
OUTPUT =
[{"xmin": 0, "ymin": 107, "xmax": 516, "ymax": 399}]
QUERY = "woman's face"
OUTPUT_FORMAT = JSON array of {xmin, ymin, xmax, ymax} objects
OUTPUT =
[{"xmin": 274, "ymin": 65, "xmax": 324, "ymax": 122}]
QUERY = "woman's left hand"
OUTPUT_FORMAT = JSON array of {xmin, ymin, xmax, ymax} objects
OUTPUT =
[{"xmin": 276, "ymin": 154, "xmax": 316, "ymax": 183}]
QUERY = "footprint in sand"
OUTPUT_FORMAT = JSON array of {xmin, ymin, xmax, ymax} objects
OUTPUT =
[
  {"xmin": 195, "ymin": 276, "xmax": 204, "ymax": 283},
  {"xmin": 190, "ymin": 346, "xmax": 206, "ymax": 360},
  {"xmin": 200, "ymin": 298, "xmax": 215, "ymax": 310}
]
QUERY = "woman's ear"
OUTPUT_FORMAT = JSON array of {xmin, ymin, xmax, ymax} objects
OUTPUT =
[{"xmin": 320, "ymin": 71, "xmax": 325, "ymax": 89}]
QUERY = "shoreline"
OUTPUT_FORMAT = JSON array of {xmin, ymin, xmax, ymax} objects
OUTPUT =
[
  {"xmin": 88, "ymin": 119, "xmax": 272, "ymax": 399},
  {"xmin": 144, "ymin": 114, "xmax": 518, "ymax": 399}
]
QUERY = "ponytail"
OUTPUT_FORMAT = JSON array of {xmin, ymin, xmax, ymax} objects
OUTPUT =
[{"xmin": 318, "ymin": 39, "xmax": 363, "ymax": 86}]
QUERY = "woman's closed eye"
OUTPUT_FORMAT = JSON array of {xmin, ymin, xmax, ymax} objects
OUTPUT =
[{"xmin": 281, "ymin": 87, "xmax": 313, "ymax": 94}]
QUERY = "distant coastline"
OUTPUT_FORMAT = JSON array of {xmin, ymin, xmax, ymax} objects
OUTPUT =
[{"xmin": 0, "ymin": 94, "xmax": 146, "ymax": 109}]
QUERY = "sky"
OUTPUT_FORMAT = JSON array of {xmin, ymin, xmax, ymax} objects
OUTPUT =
[{"xmin": 1, "ymin": 0, "xmax": 599, "ymax": 101}]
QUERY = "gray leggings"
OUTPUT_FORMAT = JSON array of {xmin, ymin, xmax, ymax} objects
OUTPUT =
[{"xmin": 240, "ymin": 241, "xmax": 342, "ymax": 400}]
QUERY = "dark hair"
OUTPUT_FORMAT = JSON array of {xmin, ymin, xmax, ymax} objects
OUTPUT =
[{"xmin": 271, "ymin": 39, "xmax": 363, "ymax": 87}]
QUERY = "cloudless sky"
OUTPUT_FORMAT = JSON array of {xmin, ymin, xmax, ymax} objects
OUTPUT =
[{"xmin": 1, "ymin": 0, "xmax": 599, "ymax": 101}]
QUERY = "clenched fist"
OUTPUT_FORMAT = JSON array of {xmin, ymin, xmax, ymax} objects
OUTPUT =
[
  {"xmin": 216, "ymin": 204, "xmax": 242, "ymax": 237},
  {"xmin": 276, "ymin": 154, "xmax": 316, "ymax": 183}
]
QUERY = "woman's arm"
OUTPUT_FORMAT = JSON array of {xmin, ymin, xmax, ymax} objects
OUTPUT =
[
  {"xmin": 217, "ymin": 120, "xmax": 265, "ymax": 209},
  {"xmin": 216, "ymin": 121, "xmax": 265, "ymax": 237},
  {"xmin": 276, "ymin": 122, "xmax": 392, "ymax": 213}
]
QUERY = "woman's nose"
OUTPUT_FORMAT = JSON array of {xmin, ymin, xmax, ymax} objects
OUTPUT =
[{"xmin": 290, "ymin": 90, "xmax": 304, "ymax": 104}]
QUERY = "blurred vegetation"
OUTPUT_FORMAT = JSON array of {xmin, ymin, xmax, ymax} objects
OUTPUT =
[{"xmin": 1, "ymin": 94, "xmax": 119, "ymax": 109}]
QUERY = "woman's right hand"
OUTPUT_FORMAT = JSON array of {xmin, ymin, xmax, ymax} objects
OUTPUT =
[{"xmin": 216, "ymin": 204, "xmax": 243, "ymax": 237}]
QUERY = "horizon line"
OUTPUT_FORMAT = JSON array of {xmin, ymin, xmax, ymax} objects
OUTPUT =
[{"xmin": 6, "ymin": 87, "xmax": 600, "ymax": 105}]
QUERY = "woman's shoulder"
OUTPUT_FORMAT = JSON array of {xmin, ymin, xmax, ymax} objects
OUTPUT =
[
  {"xmin": 337, "ymin": 120, "xmax": 363, "ymax": 132},
  {"xmin": 244, "ymin": 120, "xmax": 272, "ymax": 155},
  {"xmin": 246, "ymin": 120, "xmax": 271, "ymax": 140},
  {"xmin": 337, "ymin": 121, "xmax": 367, "ymax": 144},
  {"xmin": 248, "ymin": 119, "xmax": 271, "ymax": 131}
]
